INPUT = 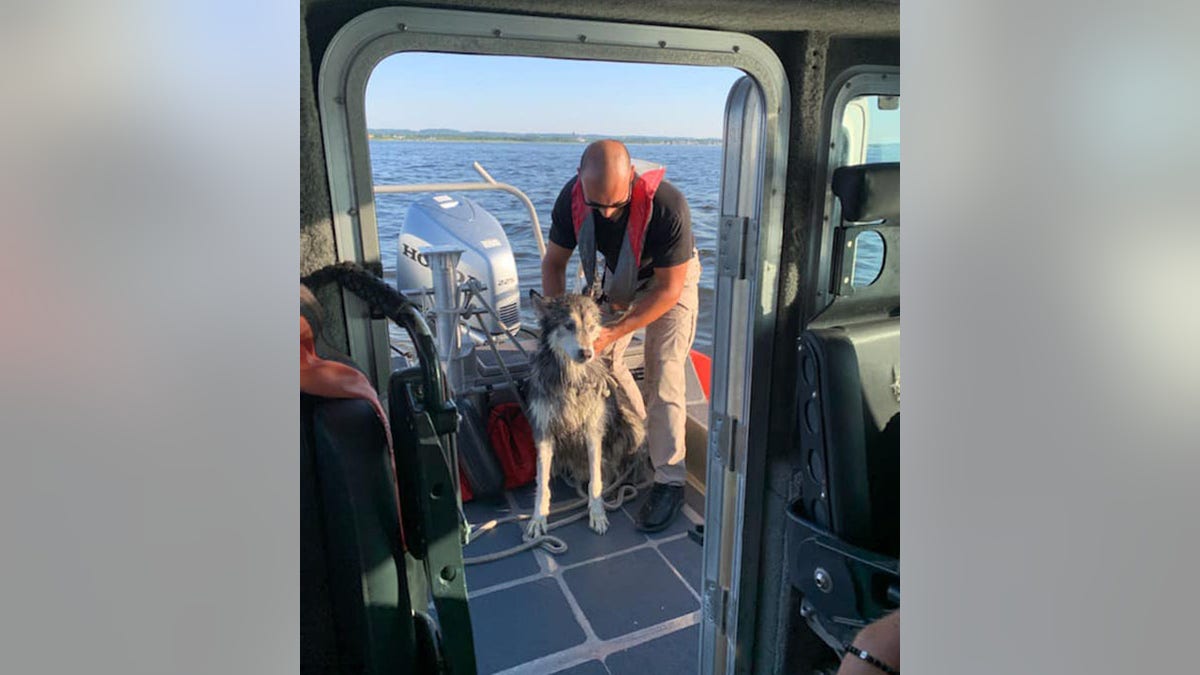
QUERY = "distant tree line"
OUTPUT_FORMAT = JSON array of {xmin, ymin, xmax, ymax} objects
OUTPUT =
[{"xmin": 367, "ymin": 128, "xmax": 721, "ymax": 145}]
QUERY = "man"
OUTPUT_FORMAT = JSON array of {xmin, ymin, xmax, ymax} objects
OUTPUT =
[{"xmin": 542, "ymin": 139, "xmax": 702, "ymax": 532}]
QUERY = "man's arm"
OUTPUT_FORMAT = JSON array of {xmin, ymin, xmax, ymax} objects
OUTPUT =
[
  {"xmin": 594, "ymin": 261, "xmax": 688, "ymax": 354},
  {"xmin": 836, "ymin": 611, "xmax": 899, "ymax": 675},
  {"xmin": 541, "ymin": 241, "xmax": 573, "ymax": 297}
]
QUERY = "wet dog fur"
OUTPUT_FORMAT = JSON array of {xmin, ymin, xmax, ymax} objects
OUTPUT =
[{"xmin": 524, "ymin": 291, "xmax": 646, "ymax": 536}]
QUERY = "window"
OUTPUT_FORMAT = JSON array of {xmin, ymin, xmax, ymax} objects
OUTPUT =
[
  {"xmin": 365, "ymin": 51, "xmax": 742, "ymax": 355},
  {"xmin": 838, "ymin": 94, "xmax": 900, "ymax": 166},
  {"xmin": 837, "ymin": 94, "xmax": 899, "ymax": 288}
]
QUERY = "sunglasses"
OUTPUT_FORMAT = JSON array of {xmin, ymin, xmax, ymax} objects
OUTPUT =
[{"xmin": 582, "ymin": 177, "xmax": 635, "ymax": 210}]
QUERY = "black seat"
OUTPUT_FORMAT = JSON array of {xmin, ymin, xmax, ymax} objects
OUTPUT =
[
  {"xmin": 832, "ymin": 161, "xmax": 898, "ymax": 224},
  {"xmin": 799, "ymin": 161, "xmax": 900, "ymax": 554},
  {"xmin": 788, "ymin": 163, "xmax": 901, "ymax": 645},
  {"xmin": 300, "ymin": 268, "xmax": 475, "ymax": 674},
  {"xmin": 796, "ymin": 320, "xmax": 899, "ymax": 556},
  {"xmin": 301, "ymin": 393, "xmax": 430, "ymax": 674}
]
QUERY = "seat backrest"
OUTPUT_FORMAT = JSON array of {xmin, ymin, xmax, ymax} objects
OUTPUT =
[
  {"xmin": 832, "ymin": 161, "xmax": 898, "ymax": 224},
  {"xmin": 301, "ymin": 394, "xmax": 419, "ymax": 674},
  {"xmin": 819, "ymin": 162, "xmax": 899, "ymax": 324},
  {"xmin": 796, "ymin": 321, "xmax": 899, "ymax": 557}
]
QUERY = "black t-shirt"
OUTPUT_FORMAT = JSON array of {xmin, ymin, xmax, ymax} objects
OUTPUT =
[{"xmin": 549, "ymin": 176, "xmax": 693, "ymax": 281}]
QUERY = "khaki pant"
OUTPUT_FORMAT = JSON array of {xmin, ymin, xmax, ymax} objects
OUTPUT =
[{"xmin": 602, "ymin": 253, "xmax": 701, "ymax": 486}]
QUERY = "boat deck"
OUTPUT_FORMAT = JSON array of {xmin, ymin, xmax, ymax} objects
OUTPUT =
[
  {"xmin": 461, "ymin": 477, "xmax": 706, "ymax": 675},
  {"xmin": 390, "ymin": 317, "xmax": 712, "ymax": 672}
]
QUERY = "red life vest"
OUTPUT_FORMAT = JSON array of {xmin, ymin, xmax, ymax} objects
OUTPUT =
[{"xmin": 569, "ymin": 167, "xmax": 666, "ymax": 305}]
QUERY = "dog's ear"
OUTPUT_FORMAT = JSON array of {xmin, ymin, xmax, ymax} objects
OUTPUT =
[{"xmin": 529, "ymin": 289, "xmax": 546, "ymax": 316}]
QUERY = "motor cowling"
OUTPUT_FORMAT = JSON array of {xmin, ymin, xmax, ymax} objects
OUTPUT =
[{"xmin": 395, "ymin": 194, "xmax": 521, "ymax": 334}]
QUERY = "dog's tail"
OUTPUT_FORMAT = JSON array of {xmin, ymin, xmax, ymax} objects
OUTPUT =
[{"xmin": 302, "ymin": 262, "xmax": 415, "ymax": 324}]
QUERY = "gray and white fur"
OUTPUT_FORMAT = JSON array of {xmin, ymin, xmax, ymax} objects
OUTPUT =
[{"xmin": 525, "ymin": 291, "xmax": 646, "ymax": 536}]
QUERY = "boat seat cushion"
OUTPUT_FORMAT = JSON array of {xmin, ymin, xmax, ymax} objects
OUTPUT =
[
  {"xmin": 796, "ymin": 318, "xmax": 899, "ymax": 557},
  {"xmin": 301, "ymin": 394, "xmax": 417, "ymax": 674}
]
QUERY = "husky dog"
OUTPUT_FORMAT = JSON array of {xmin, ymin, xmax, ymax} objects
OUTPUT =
[{"xmin": 525, "ymin": 291, "xmax": 646, "ymax": 536}]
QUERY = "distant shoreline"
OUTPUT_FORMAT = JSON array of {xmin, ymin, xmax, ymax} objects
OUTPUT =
[{"xmin": 367, "ymin": 133, "xmax": 721, "ymax": 146}]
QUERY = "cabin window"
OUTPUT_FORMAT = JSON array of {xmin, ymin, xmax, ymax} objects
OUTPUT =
[
  {"xmin": 833, "ymin": 92, "xmax": 899, "ymax": 289},
  {"xmin": 838, "ymin": 94, "xmax": 900, "ymax": 165},
  {"xmin": 365, "ymin": 51, "xmax": 743, "ymax": 358},
  {"xmin": 851, "ymin": 230, "xmax": 886, "ymax": 287}
]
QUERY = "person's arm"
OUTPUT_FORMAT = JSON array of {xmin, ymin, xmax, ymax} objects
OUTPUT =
[
  {"xmin": 541, "ymin": 241, "xmax": 573, "ymax": 297},
  {"xmin": 836, "ymin": 611, "xmax": 899, "ymax": 675},
  {"xmin": 543, "ymin": 180, "xmax": 577, "ymax": 297},
  {"xmin": 593, "ymin": 261, "xmax": 688, "ymax": 354}
]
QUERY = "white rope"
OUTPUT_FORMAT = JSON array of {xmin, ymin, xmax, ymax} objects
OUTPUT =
[{"xmin": 463, "ymin": 462, "xmax": 649, "ymax": 565}]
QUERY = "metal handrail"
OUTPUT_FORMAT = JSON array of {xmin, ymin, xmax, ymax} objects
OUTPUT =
[{"xmin": 372, "ymin": 161, "xmax": 546, "ymax": 257}]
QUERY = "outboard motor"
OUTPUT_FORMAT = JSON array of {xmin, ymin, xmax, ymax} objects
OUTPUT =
[{"xmin": 396, "ymin": 194, "xmax": 521, "ymax": 334}]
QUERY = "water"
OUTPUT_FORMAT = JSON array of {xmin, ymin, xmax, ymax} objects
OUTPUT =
[
  {"xmin": 851, "ymin": 143, "xmax": 895, "ymax": 286},
  {"xmin": 370, "ymin": 140, "xmax": 724, "ymax": 352},
  {"xmin": 369, "ymin": 140, "xmax": 891, "ymax": 354},
  {"xmin": 866, "ymin": 144, "xmax": 900, "ymax": 163}
]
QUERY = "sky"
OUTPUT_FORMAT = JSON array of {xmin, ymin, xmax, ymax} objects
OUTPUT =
[
  {"xmin": 866, "ymin": 97, "xmax": 901, "ymax": 145},
  {"xmin": 366, "ymin": 52, "xmax": 746, "ymax": 138}
]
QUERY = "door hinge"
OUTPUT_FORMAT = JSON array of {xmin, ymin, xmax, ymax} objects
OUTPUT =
[
  {"xmin": 703, "ymin": 581, "xmax": 731, "ymax": 634},
  {"xmin": 711, "ymin": 410, "xmax": 740, "ymax": 472},
  {"xmin": 717, "ymin": 216, "xmax": 751, "ymax": 280}
]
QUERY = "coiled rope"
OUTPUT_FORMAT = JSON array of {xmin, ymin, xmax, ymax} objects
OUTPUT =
[{"xmin": 463, "ymin": 461, "xmax": 651, "ymax": 565}]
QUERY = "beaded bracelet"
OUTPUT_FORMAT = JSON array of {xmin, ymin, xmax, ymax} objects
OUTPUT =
[{"xmin": 843, "ymin": 644, "xmax": 899, "ymax": 674}]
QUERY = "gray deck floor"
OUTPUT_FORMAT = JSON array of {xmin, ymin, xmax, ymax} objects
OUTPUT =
[{"xmin": 462, "ymin": 477, "xmax": 706, "ymax": 675}]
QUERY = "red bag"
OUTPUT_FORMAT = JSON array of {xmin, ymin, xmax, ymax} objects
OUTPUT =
[
  {"xmin": 487, "ymin": 403, "xmax": 537, "ymax": 489},
  {"xmin": 459, "ymin": 464, "xmax": 474, "ymax": 502}
]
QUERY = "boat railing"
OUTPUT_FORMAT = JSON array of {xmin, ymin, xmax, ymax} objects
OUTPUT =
[{"xmin": 372, "ymin": 161, "xmax": 546, "ymax": 257}]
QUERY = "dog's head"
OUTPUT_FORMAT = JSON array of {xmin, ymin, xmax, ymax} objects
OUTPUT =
[{"xmin": 530, "ymin": 290, "xmax": 602, "ymax": 364}]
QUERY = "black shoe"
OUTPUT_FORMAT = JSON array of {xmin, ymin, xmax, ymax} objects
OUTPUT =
[{"xmin": 635, "ymin": 483, "xmax": 685, "ymax": 533}]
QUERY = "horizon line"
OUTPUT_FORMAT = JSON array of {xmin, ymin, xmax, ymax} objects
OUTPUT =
[{"xmin": 366, "ymin": 128, "xmax": 723, "ymax": 141}]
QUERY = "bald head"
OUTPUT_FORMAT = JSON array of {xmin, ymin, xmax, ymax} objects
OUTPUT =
[
  {"xmin": 579, "ymin": 139, "xmax": 631, "ymax": 174},
  {"xmin": 578, "ymin": 140, "xmax": 634, "ymax": 216}
]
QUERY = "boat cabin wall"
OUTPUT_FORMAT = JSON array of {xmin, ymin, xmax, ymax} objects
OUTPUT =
[
  {"xmin": 757, "ymin": 33, "xmax": 898, "ymax": 673},
  {"xmin": 300, "ymin": 14, "xmax": 346, "ymax": 352}
]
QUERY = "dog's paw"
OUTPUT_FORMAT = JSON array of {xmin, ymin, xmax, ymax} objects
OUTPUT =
[
  {"xmin": 526, "ymin": 514, "xmax": 548, "ymax": 539},
  {"xmin": 588, "ymin": 499, "xmax": 609, "ymax": 535}
]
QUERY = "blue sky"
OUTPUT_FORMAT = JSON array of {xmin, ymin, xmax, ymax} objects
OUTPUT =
[
  {"xmin": 866, "ymin": 98, "xmax": 901, "ymax": 145},
  {"xmin": 366, "ymin": 52, "xmax": 745, "ymax": 138}
]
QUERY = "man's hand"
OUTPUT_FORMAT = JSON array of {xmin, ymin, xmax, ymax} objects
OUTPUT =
[
  {"xmin": 594, "ymin": 324, "xmax": 621, "ymax": 356},
  {"xmin": 591, "ymin": 261, "xmax": 690, "ymax": 355}
]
